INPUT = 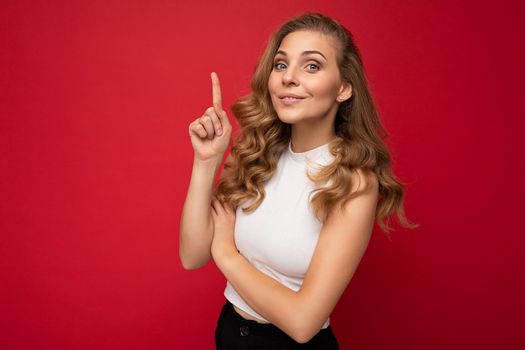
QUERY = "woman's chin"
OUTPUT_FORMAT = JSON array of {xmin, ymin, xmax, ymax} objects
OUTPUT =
[
  {"xmin": 274, "ymin": 110, "xmax": 304, "ymax": 124},
  {"xmin": 276, "ymin": 116, "xmax": 298, "ymax": 124}
]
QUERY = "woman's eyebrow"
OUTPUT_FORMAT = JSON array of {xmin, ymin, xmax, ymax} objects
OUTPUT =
[{"xmin": 275, "ymin": 50, "xmax": 327, "ymax": 61}]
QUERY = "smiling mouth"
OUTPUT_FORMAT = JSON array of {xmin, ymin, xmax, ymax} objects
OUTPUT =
[
  {"xmin": 279, "ymin": 96, "xmax": 306, "ymax": 105},
  {"xmin": 281, "ymin": 96, "xmax": 304, "ymax": 100}
]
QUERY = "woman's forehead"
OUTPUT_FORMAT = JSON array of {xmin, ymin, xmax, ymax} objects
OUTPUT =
[{"xmin": 277, "ymin": 31, "xmax": 338, "ymax": 60}]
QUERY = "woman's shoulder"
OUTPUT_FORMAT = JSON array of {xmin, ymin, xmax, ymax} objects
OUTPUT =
[{"xmin": 348, "ymin": 167, "xmax": 379, "ymax": 195}]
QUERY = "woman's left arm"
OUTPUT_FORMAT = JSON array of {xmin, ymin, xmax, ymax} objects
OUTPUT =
[{"xmin": 211, "ymin": 169, "xmax": 379, "ymax": 344}]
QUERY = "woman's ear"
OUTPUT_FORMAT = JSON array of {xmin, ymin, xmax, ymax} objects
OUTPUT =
[{"xmin": 337, "ymin": 82, "xmax": 352, "ymax": 102}]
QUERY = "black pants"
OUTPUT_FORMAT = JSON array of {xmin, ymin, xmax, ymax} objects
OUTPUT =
[{"xmin": 215, "ymin": 299, "xmax": 340, "ymax": 349}]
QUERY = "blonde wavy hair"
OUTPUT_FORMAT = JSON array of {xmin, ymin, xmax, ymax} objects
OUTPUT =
[{"xmin": 213, "ymin": 12, "xmax": 418, "ymax": 234}]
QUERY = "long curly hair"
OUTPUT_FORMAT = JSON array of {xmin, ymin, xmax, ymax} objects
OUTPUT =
[{"xmin": 213, "ymin": 12, "xmax": 418, "ymax": 234}]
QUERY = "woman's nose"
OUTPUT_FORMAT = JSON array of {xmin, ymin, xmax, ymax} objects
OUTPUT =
[{"xmin": 282, "ymin": 66, "xmax": 299, "ymax": 85}]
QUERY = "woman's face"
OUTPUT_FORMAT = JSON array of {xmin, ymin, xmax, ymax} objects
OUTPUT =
[{"xmin": 268, "ymin": 30, "xmax": 350, "ymax": 125}]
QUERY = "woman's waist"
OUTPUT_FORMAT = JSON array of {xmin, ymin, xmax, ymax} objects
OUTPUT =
[{"xmin": 232, "ymin": 304, "xmax": 271, "ymax": 324}]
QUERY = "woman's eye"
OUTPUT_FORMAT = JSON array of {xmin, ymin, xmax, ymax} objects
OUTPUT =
[
  {"xmin": 307, "ymin": 63, "xmax": 320, "ymax": 71},
  {"xmin": 272, "ymin": 62, "xmax": 320, "ymax": 71}
]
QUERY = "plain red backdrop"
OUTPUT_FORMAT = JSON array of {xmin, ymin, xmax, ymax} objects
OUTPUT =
[{"xmin": 1, "ymin": 0, "xmax": 523, "ymax": 349}]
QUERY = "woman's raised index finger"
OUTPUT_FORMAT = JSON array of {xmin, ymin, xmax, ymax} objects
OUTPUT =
[{"xmin": 211, "ymin": 72, "xmax": 223, "ymax": 112}]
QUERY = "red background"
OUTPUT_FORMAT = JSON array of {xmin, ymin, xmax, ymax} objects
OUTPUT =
[{"xmin": 1, "ymin": 0, "xmax": 523, "ymax": 349}]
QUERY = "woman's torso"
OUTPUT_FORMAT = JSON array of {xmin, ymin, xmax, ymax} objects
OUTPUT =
[{"xmin": 223, "ymin": 140, "xmax": 335, "ymax": 326}]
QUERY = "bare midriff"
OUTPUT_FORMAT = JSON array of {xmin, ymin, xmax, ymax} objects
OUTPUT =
[{"xmin": 233, "ymin": 305, "xmax": 271, "ymax": 324}]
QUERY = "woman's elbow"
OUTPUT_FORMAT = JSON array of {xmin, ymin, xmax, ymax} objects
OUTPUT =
[
  {"xmin": 179, "ymin": 251, "xmax": 210, "ymax": 270},
  {"xmin": 180, "ymin": 258, "xmax": 199, "ymax": 270},
  {"xmin": 289, "ymin": 321, "xmax": 322, "ymax": 344},
  {"xmin": 180, "ymin": 258, "xmax": 208, "ymax": 270},
  {"xmin": 292, "ymin": 331, "xmax": 316, "ymax": 345}
]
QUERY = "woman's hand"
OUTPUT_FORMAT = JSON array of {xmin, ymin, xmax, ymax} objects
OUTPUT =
[
  {"xmin": 188, "ymin": 72, "xmax": 233, "ymax": 163},
  {"xmin": 210, "ymin": 195, "xmax": 239, "ymax": 265}
]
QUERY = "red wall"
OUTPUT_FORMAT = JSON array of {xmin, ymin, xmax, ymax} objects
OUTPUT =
[{"xmin": 1, "ymin": 0, "xmax": 523, "ymax": 349}]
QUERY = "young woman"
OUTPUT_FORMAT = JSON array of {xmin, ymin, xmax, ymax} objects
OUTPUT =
[{"xmin": 180, "ymin": 12, "xmax": 417, "ymax": 349}]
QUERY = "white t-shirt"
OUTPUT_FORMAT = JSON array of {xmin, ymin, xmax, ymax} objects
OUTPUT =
[{"xmin": 224, "ymin": 138, "xmax": 335, "ymax": 329}]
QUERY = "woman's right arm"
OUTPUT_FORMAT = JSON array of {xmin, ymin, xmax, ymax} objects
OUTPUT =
[
  {"xmin": 179, "ymin": 72, "xmax": 233, "ymax": 270},
  {"xmin": 179, "ymin": 153, "xmax": 232, "ymax": 270}
]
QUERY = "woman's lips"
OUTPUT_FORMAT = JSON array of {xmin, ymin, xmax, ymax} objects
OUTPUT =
[{"xmin": 279, "ymin": 96, "xmax": 306, "ymax": 106}]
